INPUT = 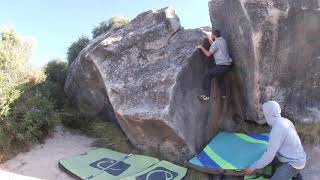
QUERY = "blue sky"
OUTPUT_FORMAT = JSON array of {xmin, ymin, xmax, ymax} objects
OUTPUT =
[{"xmin": 0, "ymin": 0, "xmax": 211, "ymax": 67}]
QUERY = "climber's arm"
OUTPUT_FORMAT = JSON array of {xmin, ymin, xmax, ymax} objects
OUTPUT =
[{"xmin": 195, "ymin": 45, "xmax": 213, "ymax": 57}]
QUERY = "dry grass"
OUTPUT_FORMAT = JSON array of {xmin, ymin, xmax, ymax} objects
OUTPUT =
[
  {"xmin": 219, "ymin": 120, "xmax": 270, "ymax": 134},
  {"xmin": 295, "ymin": 122, "xmax": 320, "ymax": 144},
  {"xmin": 81, "ymin": 120, "xmax": 135, "ymax": 154},
  {"xmin": 184, "ymin": 169, "xmax": 210, "ymax": 180}
]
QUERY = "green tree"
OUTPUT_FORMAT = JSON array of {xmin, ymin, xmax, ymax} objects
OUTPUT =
[
  {"xmin": 44, "ymin": 59, "xmax": 68, "ymax": 86},
  {"xmin": 66, "ymin": 17, "xmax": 129, "ymax": 67},
  {"xmin": 44, "ymin": 59, "xmax": 68, "ymax": 109},
  {"xmin": 0, "ymin": 28, "xmax": 57, "ymax": 153},
  {"xmin": 0, "ymin": 27, "xmax": 33, "ymax": 119},
  {"xmin": 0, "ymin": 27, "xmax": 33, "ymax": 84},
  {"xmin": 92, "ymin": 16, "xmax": 129, "ymax": 38},
  {"xmin": 66, "ymin": 36, "xmax": 90, "ymax": 66}
]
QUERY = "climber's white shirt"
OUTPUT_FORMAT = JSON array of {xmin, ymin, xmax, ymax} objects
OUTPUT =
[{"xmin": 209, "ymin": 37, "xmax": 232, "ymax": 65}]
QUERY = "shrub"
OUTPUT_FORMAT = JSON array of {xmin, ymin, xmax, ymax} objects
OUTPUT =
[
  {"xmin": 44, "ymin": 59, "xmax": 68, "ymax": 86},
  {"xmin": 92, "ymin": 16, "xmax": 129, "ymax": 38},
  {"xmin": 0, "ymin": 28, "xmax": 58, "ymax": 157},
  {"xmin": 44, "ymin": 59, "xmax": 68, "ymax": 109},
  {"xmin": 0, "ymin": 80, "xmax": 58, "ymax": 154},
  {"xmin": 0, "ymin": 27, "xmax": 33, "ymax": 83},
  {"xmin": 9, "ymin": 82, "xmax": 58, "ymax": 143},
  {"xmin": 0, "ymin": 77, "xmax": 21, "ymax": 118},
  {"xmin": 296, "ymin": 122, "xmax": 320, "ymax": 144},
  {"xmin": 67, "ymin": 36, "xmax": 90, "ymax": 66},
  {"xmin": 0, "ymin": 27, "xmax": 33, "ymax": 122},
  {"xmin": 66, "ymin": 17, "xmax": 129, "ymax": 66},
  {"xmin": 60, "ymin": 105, "xmax": 90, "ymax": 129}
]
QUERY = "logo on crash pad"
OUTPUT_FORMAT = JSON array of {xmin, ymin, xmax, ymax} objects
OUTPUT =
[
  {"xmin": 136, "ymin": 167, "xmax": 178, "ymax": 180},
  {"xmin": 89, "ymin": 158, "xmax": 130, "ymax": 176}
]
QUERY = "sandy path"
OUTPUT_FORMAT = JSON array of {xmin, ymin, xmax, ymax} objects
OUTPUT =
[{"xmin": 0, "ymin": 126, "xmax": 95, "ymax": 180}]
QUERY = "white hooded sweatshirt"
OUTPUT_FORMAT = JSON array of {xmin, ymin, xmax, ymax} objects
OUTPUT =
[{"xmin": 250, "ymin": 101, "xmax": 306, "ymax": 170}]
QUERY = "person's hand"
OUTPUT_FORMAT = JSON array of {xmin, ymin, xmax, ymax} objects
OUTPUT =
[
  {"xmin": 207, "ymin": 35, "xmax": 213, "ymax": 44},
  {"xmin": 242, "ymin": 167, "xmax": 255, "ymax": 176},
  {"xmin": 195, "ymin": 45, "xmax": 202, "ymax": 49},
  {"xmin": 207, "ymin": 35, "xmax": 213, "ymax": 41}
]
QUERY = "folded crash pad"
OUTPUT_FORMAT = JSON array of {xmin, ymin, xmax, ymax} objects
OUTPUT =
[
  {"xmin": 122, "ymin": 160, "xmax": 187, "ymax": 180},
  {"xmin": 188, "ymin": 132, "xmax": 269, "ymax": 176},
  {"xmin": 59, "ymin": 148, "xmax": 159, "ymax": 180}
]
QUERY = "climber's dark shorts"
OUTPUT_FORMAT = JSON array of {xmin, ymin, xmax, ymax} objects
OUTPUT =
[{"xmin": 203, "ymin": 65, "xmax": 232, "ymax": 96}]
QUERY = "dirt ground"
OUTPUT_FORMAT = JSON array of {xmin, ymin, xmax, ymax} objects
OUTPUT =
[
  {"xmin": 0, "ymin": 125, "xmax": 319, "ymax": 180},
  {"xmin": 0, "ymin": 126, "xmax": 95, "ymax": 180}
]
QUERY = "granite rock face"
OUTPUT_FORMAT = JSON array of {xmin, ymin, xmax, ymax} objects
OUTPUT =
[
  {"xmin": 65, "ymin": 7, "xmax": 214, "ymax": 161},
  {"xmin": 209, "ymin": 0, "xmax": 320, "ymax": 123}
]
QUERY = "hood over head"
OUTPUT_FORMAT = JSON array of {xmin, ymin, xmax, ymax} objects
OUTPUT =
[{"xmin": 262, "ymin": 101, "xmax": 281, "ymax": 126}]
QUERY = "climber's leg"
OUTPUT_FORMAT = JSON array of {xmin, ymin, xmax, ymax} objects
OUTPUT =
[{"xmin": 199, "ymin": 65, "xmax": 231, "ymax": 101}]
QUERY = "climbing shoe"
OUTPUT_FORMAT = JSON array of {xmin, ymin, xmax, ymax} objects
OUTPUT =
[{"xmin": 198, "ymin": 95, "xmax": 210, "ymax": 101}]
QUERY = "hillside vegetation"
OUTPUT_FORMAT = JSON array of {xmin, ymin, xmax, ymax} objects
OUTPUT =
[{"xmin": 0, "ymin": 17, "xmax": 130, "ymax": 162}]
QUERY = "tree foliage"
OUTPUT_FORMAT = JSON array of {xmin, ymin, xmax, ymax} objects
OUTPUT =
[
  {"xmin": 66, "ymin": 36, "xmax": 90, "ymax": 66},
  {"xmin": 0, "ymin": 27, "xmax": 33, "ymax": 119},
  {"xmin": 44, "ymin": 59, "xmax": 68, "ymax": 86},
  {"xmin": 66, "ymin": 17, "xmax": 129, "ymax": 67},
  {"xmin": 0, "ymin": 28, "xmax": 57, "ymax": 155},
  {"xmin": 44, "ymin": 59, "xmax": 68, "ymax": 109},
  {"xmin": 0, "ymin": 27, "xmax": 33, "ymax": 84},
  {"xmin": 92, "ymin": 16, "xmax": 129, "ymax": 38}
]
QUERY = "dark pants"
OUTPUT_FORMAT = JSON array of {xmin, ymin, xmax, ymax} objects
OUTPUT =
[
  {"xmin": 203, "ymin": 65, "xmax": 232, "ymax": 96},
  {"xmin": 271, "ymin": 160, "xmax": 302, "ymax": 180}
]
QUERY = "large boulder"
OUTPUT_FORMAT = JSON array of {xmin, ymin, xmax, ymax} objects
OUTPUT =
[
  {"xmin": 65, "ymin": 7, "xmax": 214, "ymax": 161},
  {"xmin": 209, "ymin": 0, "xmax": 320, "ymax": 123}
]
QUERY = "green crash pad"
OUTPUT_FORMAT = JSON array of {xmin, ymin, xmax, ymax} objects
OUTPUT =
[
  {"xmin": 244, "ymin": 175, "xmax": 269, "ymax": 180},
  {"xmin": 188, "ymin": 132, "xmax": 269, "ymax": 176},
  {"xmin": 59, "ymin": 148, "xmax": 159, "ymax": 180},
  {"xmin": 59, "ymin": 148, "xmax": 187, "ymax": 180},
  {"xmin": 244, "ymin": 166, "xmax": 293, "ymax": 180},
  {"xmin": 122, "ymin": 160, "xmax": 187, "ymax": 180},
  {"xmin": 244, "ymin": 166, "xmax": 272, "ymax": 180}
]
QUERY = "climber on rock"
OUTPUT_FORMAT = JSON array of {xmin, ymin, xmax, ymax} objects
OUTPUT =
[
  {"xmin": 243, "ymin": 101, "xmax": 306, "ymax": 180},
  {"xmin": 195, "ymin": 30, "xmax": 232, "ymax": 101}
]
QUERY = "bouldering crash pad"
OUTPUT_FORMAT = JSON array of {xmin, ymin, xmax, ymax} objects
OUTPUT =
[
  {"xmin": 59, "ymin": 148, "xmax": 187, "ymax": 180},
  {"xmin": 188, "ymin": 132, "xmax": 269, "ymax": 176}
]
